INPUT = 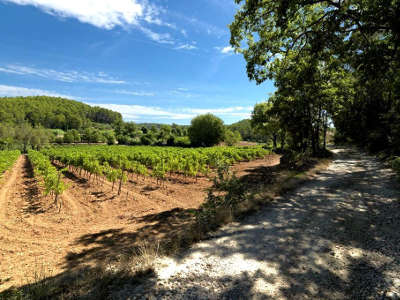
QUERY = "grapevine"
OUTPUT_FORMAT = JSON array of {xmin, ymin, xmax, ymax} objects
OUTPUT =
[
  {"xmin": 28, "ymin": 150, "xmax": 66, "ymax": 211},
  {"xmin": 0, "ymin": 150, "xmax": 20, "ymax": 178}
]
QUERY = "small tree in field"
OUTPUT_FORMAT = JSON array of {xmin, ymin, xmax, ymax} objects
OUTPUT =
[
  {"xmin": 224, "ymin": 129, "xmax": 242, "ymax": 146},
  {"xmin": 188, "ymin": 114, "xmax": 225, "ymax": 147}
]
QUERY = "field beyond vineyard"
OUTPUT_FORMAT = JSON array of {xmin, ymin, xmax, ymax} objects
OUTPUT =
[{"xmin": 0, "ymin": 145, "xmax": 280, "ymax": 291}]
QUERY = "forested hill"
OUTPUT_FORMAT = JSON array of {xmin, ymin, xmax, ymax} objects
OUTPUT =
[{"xmin": 0, "ymin": 96, "xmax": 122, "ymax": 130}]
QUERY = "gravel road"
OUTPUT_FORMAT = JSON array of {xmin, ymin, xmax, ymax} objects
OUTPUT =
[{"xmin": 114, "ymin": 148, "xmax": 400, "ymax": 299}]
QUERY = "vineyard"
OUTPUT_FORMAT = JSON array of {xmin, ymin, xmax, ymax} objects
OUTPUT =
[
  {"xmin": 0, "ymin": 150, "xmax": 20, "ymax": 178},
  {"xmin": 0, "ymin": 144, "xmax": 279, "ymax": 291},
  {"xmin": 40, "ymin": 145, "xmax": 270, "ymax": 197}
]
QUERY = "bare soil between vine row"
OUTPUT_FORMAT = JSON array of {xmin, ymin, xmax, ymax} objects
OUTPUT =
[{"xmin": 0, "ymin": 154, "xmax": 280, "ymax": 291}]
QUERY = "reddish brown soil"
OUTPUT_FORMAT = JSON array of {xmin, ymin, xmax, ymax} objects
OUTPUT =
[{"xmin": 0, "ymin": 154, "xmax": 280, "ymax": 291}]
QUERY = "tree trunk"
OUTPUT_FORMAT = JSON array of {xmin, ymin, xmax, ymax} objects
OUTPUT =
[
  {"xmin": 54, "ymin": 172, "xmax": 62, "ymax": 212},
  {"xmin": 280, "ymin": 133, "xmax": 286, "ymax": 151},
  {"xmin": 323, "ymin": 113, "xmax": 328, "ymax": 150},
  {"xmin": 118, "ymin": 171, "xmax": 124, "ymax": 195}
]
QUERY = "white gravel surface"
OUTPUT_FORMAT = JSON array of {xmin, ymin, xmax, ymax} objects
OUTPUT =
[{"xmin": 112, "ymin": 148, "xmax": 400, "ymax": 299}]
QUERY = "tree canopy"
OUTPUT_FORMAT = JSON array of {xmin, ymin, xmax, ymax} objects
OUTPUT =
[
  {"xmin": 188, "ymin": 114, "xmax": 226, "ymax": 147},
  {"xmin": 0, "ymin": 96, "xmax": 122, "ymax": 130},
  {"xmin": 230, "ymin": 0, "xmax": 400, "ymax": 154}
]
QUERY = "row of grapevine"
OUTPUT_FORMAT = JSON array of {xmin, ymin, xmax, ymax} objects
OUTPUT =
[
  {"xmin": 40, "ymin": 145, "xmax": 271, "ymax": 190},
  {"xmin": 43, "ymin": 150, "xmax": 129, "ymax": 194},
  {"xmin": 0, "ymin": 150, "xmax": 20, "ymax": 177},
  {"xmin": 43, "ymin": 145, "xmax": 269, "ymax": 178},
  {"xmin": 27, "ymin": 150, "xmax": 66, "ymax": 209}
]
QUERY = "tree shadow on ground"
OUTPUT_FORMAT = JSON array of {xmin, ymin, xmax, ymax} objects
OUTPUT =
[
  {"xmin": 2, "ymin": 149, "xmax": 399, "ymax": 299},
  {"xmin": 151, "ymin": 150, "xmax": 399, "ymax": 299}
]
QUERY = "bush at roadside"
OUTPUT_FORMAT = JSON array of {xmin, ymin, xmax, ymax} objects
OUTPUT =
[{"xmin": 392, "ymin": 157, "xmax": 400, "ymax": 178}]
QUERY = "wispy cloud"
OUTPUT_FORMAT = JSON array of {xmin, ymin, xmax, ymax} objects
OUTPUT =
[
  {"xmin": 85, "ymin": 103, "xmax": 252, "ymax": 121},
  {"xmin": 0, "ymin": 65, "xmax": 126, "ymax": 84},
  {"xmin": 0, "ymin": 84, "xmax": 78, "ymax": 99},
  {"xmin": 137, "ymin": 26, "xmax": 175, "ymax": 45},
  {"xmin": 169, "ymin": 88, "xmax": 199, "ymax": 98},
  {"xmin": 175, "ymin": 44, "xmax": 197, "ymax": 50},
  {"xmin": 115, "ymin": 89, "xmax": 155, "ymax": 97},
  {"xmin": 215, "ymin": 46, "xmax": 235, "ymax": 54},
  {"xmin": 176, "ymin": 15, "xmax": 227, "ymax": 38}
]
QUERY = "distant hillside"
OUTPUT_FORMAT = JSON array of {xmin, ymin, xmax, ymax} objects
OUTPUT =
[
  {"xmin": 228, "ymin": 119, "xmax": 266, "ymax": 142},
  {"xmin": 228, "ymin": 119, "xmax": 254, "ymax": 141},
  {"xmin": 0, "ymin": 96, "xmax": 122, "ymax": 130}
]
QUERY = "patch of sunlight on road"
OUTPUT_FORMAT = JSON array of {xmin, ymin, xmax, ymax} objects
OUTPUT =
[
  {"xmin": 252, "ymin": 275, "xmax": 290, "ymax": 297},
  {"xmin": 156, "ymin": 251, "xmax": 281, "ymax": 283}
]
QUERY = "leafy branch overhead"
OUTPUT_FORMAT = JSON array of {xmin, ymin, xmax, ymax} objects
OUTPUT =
[{"xmin": 231, "ymin": 0, "xmax": 400, "ymax": 155}]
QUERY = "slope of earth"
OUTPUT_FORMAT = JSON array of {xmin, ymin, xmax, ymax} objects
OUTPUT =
[
  {"xmin": 0, "ymin": 154, "xmax": 280, "ymax": 292},
  {"xmin": 120, "ymin": 148, "xmax": 400, "ymax": 299}
]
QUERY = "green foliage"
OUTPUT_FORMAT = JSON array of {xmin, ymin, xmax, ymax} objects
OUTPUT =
[
  {"xmin": 0, "ymin": 96, "xmax": 122, "ymax": 130},
  {"xmin": 188, "ymin": 114, "xmax": 225, "ymax": 147},
  {"xmin": 63, "ymin": 129, "xmax": 81, "ymax": 144},
  {"xmin": 41, "ymin": 145, "xmax": 270, "ymax": 185},
  {"xmin": 0, "ymin": 150, "xmax": 20, "ymax": 177},
  {"xmin": 174, "ymin": 136, "xmax": 191, "ymax": 147},
  {"xmin": 224, "ymin": 129, "xmax": 242, "ymax": 146},
  {"xmin": 81, "ymin": 128, "xmax": 105, "ymax": 143},
  {"xmin": 140, "ymin": 134, "xmax": 155, "ymax": 146},
  {"xmin": 228, "ymin": 119, "xmax": 262, "ymax": 142},
  {"xmin": 251, "ymin": 100, "xmax": 287, "ymax": 150},
  {"xmin": 28, "ymin": 150, "xmax": 66, "ymax": 200},
  {"xmin": 230, "ymin": 0, "xmax": 400, "ymax": 155},
  {"xmin": 0, "ymin": 123, "xmax": 51, "ymax": 152},
  {"xmin": 392, "ymin": 157, "xmax": 400, "ymax": 178}
]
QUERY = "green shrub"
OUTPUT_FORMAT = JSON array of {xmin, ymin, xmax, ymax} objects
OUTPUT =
[
  {"xmin": 174, "ymin": 136, "xmax": 191, "ymax": 147},
  {"xmin": 188, "ymin": 114, "xmax": 225, "ymax": 147}
]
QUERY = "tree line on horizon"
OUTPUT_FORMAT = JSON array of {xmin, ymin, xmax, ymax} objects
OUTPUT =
[{"xmin": 0, "ymin": 96, "xmax": 249, "ymax": 150}]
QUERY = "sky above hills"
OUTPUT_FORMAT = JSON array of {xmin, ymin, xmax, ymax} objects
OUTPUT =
[{"xmin": 0, "ymin": 0, "xmax": 275, "ymax": 124}]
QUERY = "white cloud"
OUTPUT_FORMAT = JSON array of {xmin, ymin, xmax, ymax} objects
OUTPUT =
[
  {"xmin": 85, "ymin": 103, "xmax": 252, "ymax": 121},
  {"xmin": 3, "ymin": 0, "xmax": 179, "ymax": 44},
  {"xmin": 3, "ymin": 0, "xmax": 144, "ymax": 29},
  {"xmin": 215, "ymin": 46, "xmax": 235, "ymax": 54},
  {"xmin": 175, "ymin": 44, "xmax": 197, "ymax": 50},
  {"xmin": 115, "ymin": 89, "xmax": 155, "ymax": 96},
  {"xmin": 0, "ymin": 64, "xmax": 126, "ymax": 84},
  {"xmin": 85, "ymin": 103, "xmax": 193, "ymax": 120},
  {"xmin": 0, "ymin": 84, "xmax": 78, "ymax": 99}
]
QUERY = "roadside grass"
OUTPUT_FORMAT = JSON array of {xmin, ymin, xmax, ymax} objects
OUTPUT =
[{"xmin": 0, "ymin": 154, "xmax": 332, "ymax": 300}]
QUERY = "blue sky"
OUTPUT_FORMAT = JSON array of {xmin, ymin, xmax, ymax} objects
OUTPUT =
[{"xmin": 0, "ymin": 0, "xmax": 275, "ymax": 124}]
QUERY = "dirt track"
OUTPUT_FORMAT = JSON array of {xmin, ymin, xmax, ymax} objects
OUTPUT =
[{"xmin": 121, "ymin": 148, "xmax": 400, "ymax": 299}]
